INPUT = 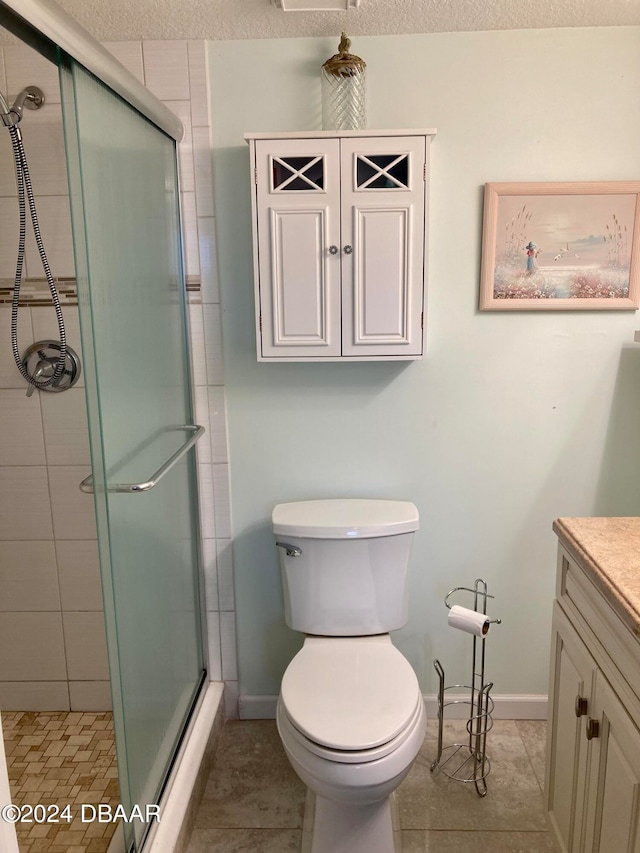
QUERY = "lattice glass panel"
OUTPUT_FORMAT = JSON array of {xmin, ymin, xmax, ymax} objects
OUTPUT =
[
  {"xmin": 271, "ymin": 155, "xmax": 324, "ymax": 191},
  {"xmin": 321, "ymin": 70, "xmax": 366, "ymax": 131},
  {"xmin": 356, "ymin": 154, "xmax": 409, "ymax": 190}
]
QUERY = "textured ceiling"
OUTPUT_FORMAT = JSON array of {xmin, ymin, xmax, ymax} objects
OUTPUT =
[{"xmin": 11, "ymin": 0, "xmax": 640, "ymax": 42}]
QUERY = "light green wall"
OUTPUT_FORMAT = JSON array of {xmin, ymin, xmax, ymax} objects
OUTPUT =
[{"xmin": 208, "ymin": 28, "xmax": 640, "ymax": 699}]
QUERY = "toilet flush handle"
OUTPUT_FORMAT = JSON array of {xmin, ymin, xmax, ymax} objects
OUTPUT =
[{"xmin": 276, "ymin": 541, "xmax": 302, "ymax": 557}]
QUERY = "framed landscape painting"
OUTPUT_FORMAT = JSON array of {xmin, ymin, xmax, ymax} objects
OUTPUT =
[{"xmin": 479, "ymin": 181, "xmax": 640, "ymax": 310}]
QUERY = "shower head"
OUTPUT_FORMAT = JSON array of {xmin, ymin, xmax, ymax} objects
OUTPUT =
[
  {"xmin": 11, "ymin": 85, "xmax": 45, "ymax": 116},
  {"xmin": 1, "ymin": 85, "xmax": 45, "ymax": 127}
]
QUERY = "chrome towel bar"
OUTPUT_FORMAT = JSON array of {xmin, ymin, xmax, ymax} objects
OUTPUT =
[{"xmin": 79, "ymin": 424, "xmax": 205, "ymax": 494}]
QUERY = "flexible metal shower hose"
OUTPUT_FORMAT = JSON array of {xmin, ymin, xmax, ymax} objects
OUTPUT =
[{"xmin": 8, "ymin": 123, "xmax": 67, "ymax": 389}]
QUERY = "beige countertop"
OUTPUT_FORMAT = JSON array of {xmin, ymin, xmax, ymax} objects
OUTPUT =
[{"xmin": 553, "ymin": 517, "xmax": 640, "ymax": 638}]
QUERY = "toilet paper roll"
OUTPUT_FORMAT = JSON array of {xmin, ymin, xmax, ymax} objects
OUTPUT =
[{"xmin": 447, "ymin": 605, "xmax": 491, "ymax": 637}]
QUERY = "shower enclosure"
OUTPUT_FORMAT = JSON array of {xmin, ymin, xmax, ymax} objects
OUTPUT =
[
  {"xmin": 0, "ymin": 1, "xmax": 208, "ymax": 851},
  {"xmin": 60, "ymin": 59, "xmax": 206, "ymax": 851}
]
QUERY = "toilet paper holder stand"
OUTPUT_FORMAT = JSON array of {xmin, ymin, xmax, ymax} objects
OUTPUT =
[{"xmin": 431, "ymin": 578, "xmax": 501, "ymax": 797}]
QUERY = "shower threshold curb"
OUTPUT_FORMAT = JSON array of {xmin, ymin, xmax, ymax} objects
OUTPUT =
[{"xmin": 108, "ymin": 682, "xmax": 224, "ymax": 853}]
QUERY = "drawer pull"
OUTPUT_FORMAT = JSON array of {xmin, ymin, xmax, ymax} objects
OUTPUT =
[
  {"xmin": 575, "ymin": 696, "xmax": 588, "ymax": 718},
  {"xmin": 586, "ymin": 718, "xmax": 600, "ymax": 740}
]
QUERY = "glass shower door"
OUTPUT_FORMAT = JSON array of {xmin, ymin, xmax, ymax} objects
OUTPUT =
[{"xmin": 59, "ymin": 57, "xmax": 206, "ymax": 851}]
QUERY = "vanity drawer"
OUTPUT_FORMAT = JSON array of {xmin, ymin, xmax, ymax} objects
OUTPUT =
[{"xmin": 557, "ymin": 545, "xmax": 640, "ymax": 709}]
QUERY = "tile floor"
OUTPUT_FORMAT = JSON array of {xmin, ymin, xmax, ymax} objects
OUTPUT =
[
  {"xmin": 2, "ymin": 711, "xmax": 119, "ymax": 853},
  {"xmin": 187, "ymin": 718, "xmax": 559, "ymax": 853}
]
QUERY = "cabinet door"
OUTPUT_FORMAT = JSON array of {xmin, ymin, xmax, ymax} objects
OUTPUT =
[
  {"xmin": 546, "ymin": 603, "xmax": 596, "ymax": 853},
  {"xmin": 340, "ymin": 136, "xmax": 426, "ymax": 358},
  {"xmin": 255, "ymin": 138, "xmax": 342, "ymax": 358},
  {"xmin": 582, "ymin": 671, "xmax": 640, "ymax": 853}
]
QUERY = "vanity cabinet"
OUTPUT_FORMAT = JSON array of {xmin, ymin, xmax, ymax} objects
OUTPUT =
[
  {"xmin": 546, "ymin": 534, "xmax": 640, "ymax": 853},
  {"xmin": 245, "ymin": 130, "xmax": 435, "ymax": 361}
]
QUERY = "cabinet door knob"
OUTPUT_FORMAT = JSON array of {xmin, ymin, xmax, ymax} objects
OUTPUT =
[
  {"xmin": 586, "ymin": 718, "xmax": 600, "ymax": 740},
  {"xmin": 328, "ymin": 245, "xmax": 338, "ymax": 255},
  {"xmin": 343, "ymin": 245, "xmax": 353, "ymax": 255},
  {"xmin": 575, "ymin": 696, "xmax": 588, "ymax": 717}
]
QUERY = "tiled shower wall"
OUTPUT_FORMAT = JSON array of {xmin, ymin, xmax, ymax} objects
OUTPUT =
[{"xmin": 0, "ymin": 39, "xmax": 237, "ymax": 716}]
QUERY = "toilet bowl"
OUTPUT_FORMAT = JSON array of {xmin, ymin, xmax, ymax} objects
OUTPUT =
[
  {"xmin": 277, "ymin": 635, "xmax": 426, "ymax": 852},
  {"xmin": 272, "ymin": 499, "xmax": 424, "ymax": 853}
]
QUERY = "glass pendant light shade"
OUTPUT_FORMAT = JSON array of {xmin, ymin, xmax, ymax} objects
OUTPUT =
[{"xmin": 321, "ymin": 33, "xmax": 366, "ymax": 131}]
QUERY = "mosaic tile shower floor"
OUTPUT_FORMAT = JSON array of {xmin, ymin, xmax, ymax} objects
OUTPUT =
[{"xmin": 2, "ymin": 711, "xmax": 119, "ymax": 853}]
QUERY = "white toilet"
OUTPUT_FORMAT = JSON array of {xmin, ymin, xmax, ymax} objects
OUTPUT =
[{"xmin": 272, "ymin": 499, "xmax": 426, "ymax": 853}]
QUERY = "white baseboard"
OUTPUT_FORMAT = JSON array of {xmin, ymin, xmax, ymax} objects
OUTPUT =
[
  {"xmin": 239, "ymin": 694, "xmax": 280, "ymax": 719},
  {"xmin": 239, "ymin": 694, "xmax": 548, "ymax": 721},
  {"xmin": 423, "ymin": 693, "xmax": 547, "ymax": 720}
]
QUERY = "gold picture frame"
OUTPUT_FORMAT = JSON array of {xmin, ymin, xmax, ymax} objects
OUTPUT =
[{"xmin": 479, "ymin": 181, "xmax": 640, "ymax": 311}]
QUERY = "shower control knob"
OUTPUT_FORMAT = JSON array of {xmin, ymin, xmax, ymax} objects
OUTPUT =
[
  {"xmin": 25, "ymin": 360, "xmax": 49, "ymax": 397},
  {"xmin": 22, "ymin": 340, "xmax": 81, "ymax": 396}
]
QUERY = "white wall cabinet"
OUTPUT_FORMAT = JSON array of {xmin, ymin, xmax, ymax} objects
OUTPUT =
[
  {"xmin": 245, "ymin": 130, "xmax": 435, "ymax": 361},
  {"xmin": 545, "ymin": 545, "xmax": 640, "ymax": 853}
]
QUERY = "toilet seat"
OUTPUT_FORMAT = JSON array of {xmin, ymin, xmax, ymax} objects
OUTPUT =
[
  {"xmin": 280, "ymin": 636, "xmax": 422, "ymax": 753},
  {"xmin": 278, "ymin": 691, "xmax": 424, "ymax": 764}
]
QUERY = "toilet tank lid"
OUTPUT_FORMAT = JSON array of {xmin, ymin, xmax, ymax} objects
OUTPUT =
[{"xmin": 272, "ymin": 499, "xmax": 419, "ymax": 539}]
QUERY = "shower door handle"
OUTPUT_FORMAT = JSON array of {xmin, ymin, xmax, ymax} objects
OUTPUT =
[{"xmin": 79, "ymin": 424, "xmax": 205, "ymax": 494}]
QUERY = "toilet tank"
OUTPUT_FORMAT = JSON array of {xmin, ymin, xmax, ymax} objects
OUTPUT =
[{"xmin": 272, "ymin": 499, "xmax": 419, "ymax": 636}]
